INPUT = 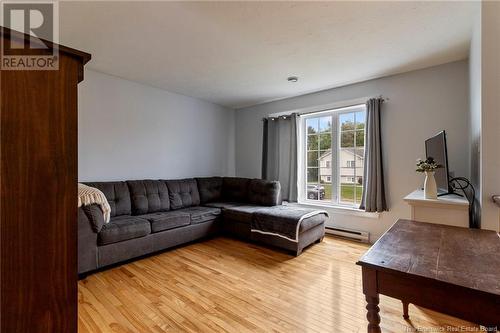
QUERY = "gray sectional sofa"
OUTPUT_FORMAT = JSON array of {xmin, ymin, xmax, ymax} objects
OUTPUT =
[{"xmin": 78, "ymin": 177, "xmax": 326, "ymax": 275}]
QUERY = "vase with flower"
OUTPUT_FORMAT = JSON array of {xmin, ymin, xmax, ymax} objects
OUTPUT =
[{"xmin": 416, "ymin": 157, "xmax": 443, "ymax": 199}]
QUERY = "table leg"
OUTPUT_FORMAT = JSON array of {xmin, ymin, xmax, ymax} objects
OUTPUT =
[
  {"xmin": 402, "ymin": 301, "xmax": 409, "ymax": 320},
  {"xmin": 365, "ymin": 295, "xmax": 381, "ymax": 333}
]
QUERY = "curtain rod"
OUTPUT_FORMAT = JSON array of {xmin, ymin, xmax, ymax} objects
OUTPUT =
[
  {"xmin": 263, "ymin": 115, "xmax": 295, "ymax": 121},
  {"xmin": 262, "ymin": 95, "xmax": 388, "ymax": 121}
]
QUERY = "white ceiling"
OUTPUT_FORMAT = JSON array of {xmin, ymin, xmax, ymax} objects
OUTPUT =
[{"xmin": 60, "ymin": 1, "xmax": 477, "ymax": 109}]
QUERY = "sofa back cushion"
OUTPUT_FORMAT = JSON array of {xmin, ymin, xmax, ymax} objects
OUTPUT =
[
  {"xmin": 248, "ymin": 179, "xmax": 281, "ymax": 206},
  {"xmin": 196, "ymin": 177, "xmax": 223, "ymax": 204},
  {"xmin": 127, "ymin": 180, "xmax": 170, "ymax": 215},
  {"xmin": 222, "ymin": 177, "xmax": 250, "ymax": 203},
  {"xmin": 84, "ymin": 181, "xmax": 131, "ymax": 217},
  {"xmin": 165, "ymin": 179, "xmax": 200, "ymax": 210},
  {"xmin": 81, "ymin": 204, "xmax": 105, "ymax": 233}
]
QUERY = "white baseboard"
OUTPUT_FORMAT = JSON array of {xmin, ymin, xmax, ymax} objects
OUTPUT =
[{"xmin": 325, "ymin": 226, "xmax": 370, "ymax": 243}]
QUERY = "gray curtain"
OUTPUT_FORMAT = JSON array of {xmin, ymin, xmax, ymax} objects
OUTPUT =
[
  {"xmin": 360, "ymin": 98, "xmax": 387, "ymax": 212},
  {"xmin": 262, "ymin": 114, "xmax": 298, "ymax": 202}
]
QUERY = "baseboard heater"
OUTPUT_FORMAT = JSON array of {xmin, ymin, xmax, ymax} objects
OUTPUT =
[{"xmin": 325, "ymin": 226, "xmax": 370, "ymax": 243}]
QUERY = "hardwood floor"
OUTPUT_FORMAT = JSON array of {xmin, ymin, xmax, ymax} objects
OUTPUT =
[{"xmin": 78, "ymin": 236, "xmax": 475, "ymax": 333}]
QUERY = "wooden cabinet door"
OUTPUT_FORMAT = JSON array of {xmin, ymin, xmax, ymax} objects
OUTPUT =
[{"xmin": 1, "ymin": 54, "xmax": 79, "ymax": 333}]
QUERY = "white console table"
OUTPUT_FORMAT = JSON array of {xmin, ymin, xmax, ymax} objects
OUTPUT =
[{"xmin": 403, "ymin": 190, "xmax": 470, "ymax": 228}]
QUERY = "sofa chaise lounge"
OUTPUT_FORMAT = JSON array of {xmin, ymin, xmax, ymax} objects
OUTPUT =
[{"xmin": 78, "ymin": 177, "xmax": 327, "ymax": 275}]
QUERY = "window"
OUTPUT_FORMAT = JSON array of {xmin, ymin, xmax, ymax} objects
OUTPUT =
[{"xmin": 302, "ymin": 104, "xmax": 366, "ymax": 207}]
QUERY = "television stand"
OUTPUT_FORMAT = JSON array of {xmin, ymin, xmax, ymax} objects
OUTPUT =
[
  {"xmin": 404, "ymin": 190, "xmax": 469, "ymax": 228},
  {"xmin": 418, "ymin": 189, "xmax": 463, "ymax": 198},
  {"xmin": 438, "ymin": 191, "xmax": 463, "ymax": 198}
]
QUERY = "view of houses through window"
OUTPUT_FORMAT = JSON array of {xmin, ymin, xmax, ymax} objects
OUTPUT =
[{"xmin": 304, "ymin": 104, "xmax": 366, "ymax": 206}]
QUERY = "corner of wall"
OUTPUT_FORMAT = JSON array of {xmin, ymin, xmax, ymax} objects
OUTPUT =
[
  {"xmin": 468, "ymin": 4, "xmax": 482, "ymax": 227},
  {"xmin": 227, "ymin": 107, "xmax": 237, "ymax": 176}
]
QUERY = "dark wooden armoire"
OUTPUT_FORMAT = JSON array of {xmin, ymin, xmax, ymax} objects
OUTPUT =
[{"xmin": 0, "ymin": 27, "xmax": 90, "ymax": 332}]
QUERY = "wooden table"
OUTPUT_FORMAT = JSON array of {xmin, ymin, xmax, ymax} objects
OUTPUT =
[{"xmin": 357, "ymin": 219, "xmax": 500, "ymax": 332}]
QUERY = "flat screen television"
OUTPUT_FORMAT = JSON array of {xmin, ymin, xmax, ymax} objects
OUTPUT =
[{"xmin": 425, "ymin": 131, "xmax": 450, "ymax": 196}]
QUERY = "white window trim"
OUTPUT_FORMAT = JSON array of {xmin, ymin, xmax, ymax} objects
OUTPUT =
[
  {"xmin": 286, "ymin": 201, "xmax": 380, "ymax": 219},
  {"xmin": 297, "ymin": 102, "xmax": 366, "ymax": 209},
  {"xmin": 267, "ymin": 96, "xmax": 371, "ymax": 118}
]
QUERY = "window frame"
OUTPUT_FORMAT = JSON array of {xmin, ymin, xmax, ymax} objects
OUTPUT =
[{"xmin": 299, "ymin": 103, "xmax": 366, "ymax": 208}]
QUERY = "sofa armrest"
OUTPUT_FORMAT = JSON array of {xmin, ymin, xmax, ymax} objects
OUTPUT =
[
  {"xmin": 78, "ymin": 206, "xmax": 98, "ymax": 274},
  {"xmin": 81, "ymin": 204, "xmax": 105, "ymax": 232}
]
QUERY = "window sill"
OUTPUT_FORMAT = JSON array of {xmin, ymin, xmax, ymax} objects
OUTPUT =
[{"xmin": 288, "ymin": 200, "xmax": 380, "ymax": 219}]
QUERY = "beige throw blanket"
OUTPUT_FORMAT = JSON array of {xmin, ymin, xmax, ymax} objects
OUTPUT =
[{"xmin": 78, "ymin": 183, "xmax": 111, "ymax": 223}]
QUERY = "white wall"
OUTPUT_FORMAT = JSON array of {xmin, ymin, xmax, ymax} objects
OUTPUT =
[
  {"xmin": 479, "ymin": 1, "xmax": 500, "ymax": 232},
  {"xmin": 469, "ymin": 4, "xmax": 481, "ymax": 224},
  {"xmin": 235, "ymin": 61, "xmax": 470, "ymax": 241},
  {"xmin": 78, "ymin": 70, "xmax": 235, "ymax": 181}
]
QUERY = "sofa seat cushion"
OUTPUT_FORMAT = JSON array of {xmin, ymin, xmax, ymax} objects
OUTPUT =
[
  {"xmin": 223, "ymin": 205, "xmax": 265, "ymax": 224},
  {"xmin": 127, "ymin": 180, "xmax": 170, "ymax": 215},
  {"xmin": 204, "ymin": 202, "xmax": 243, "ymax": 209},
  {"xmin": 165, "ymin": 179, "xmax": 201, "ymax": 210},
  {"xmin": 98, "ymin": 216, "xmax": 151, "ymax": 246},
  {"xmin": 299, "ymin": 213, "xmax": 327, "ymax": 233},
  {"xmin": 178, "ymin": 206, "xmax": 222, "ymax": 224},
  {"xmin": 140, "ymin": 211, "xmax": 191, "ymax": 233}
]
